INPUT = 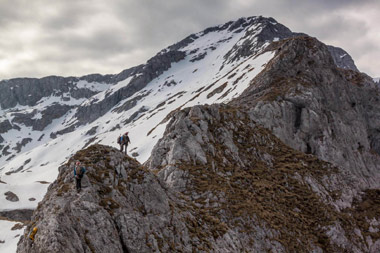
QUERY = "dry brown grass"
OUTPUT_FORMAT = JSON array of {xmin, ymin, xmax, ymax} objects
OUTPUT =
[{"xmin": 171, "ymin": 105, "xmax": 366, "ymax": 252}]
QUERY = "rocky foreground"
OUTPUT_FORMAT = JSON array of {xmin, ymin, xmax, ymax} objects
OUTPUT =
[{"xmin": 17, "ymin": 104, "xmax": 380, "ymax": 252}]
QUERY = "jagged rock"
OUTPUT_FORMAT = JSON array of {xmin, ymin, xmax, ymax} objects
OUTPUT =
[
  {"xmin": 112, "ymin": 93, "xmax": 149, "ymax": 113},
  {"xmin": 234, "ymin": 36, "xmax": 380, "ymax": 188},
  {"xmin": 17, "ymin": 104, "xmax": 380, "ymax": 252},
  {"xmin": 0, "ymin": 76, "xmax": 94, "ymax": 110},
  {"xmin": 17, "ymin": 145, "xmax": 190, "ymax": 253},
  {"xmin": 224, "ymin": 17, "xmax": 305, "ymax": 63},
  {"xmin": 11, "ymin": 223, "xmax": 25, "ymax": 231},
  {"xmin": 13, "ymin": 138, "xmax": 32, "ymax": 153},
  {"xmin": 85, "ymin": 126, "xmax": 98, "ymax": 136},
  {"xmin": 4, "ymin": 191, "xmax": 19, "ymax": 202},
  {"xmin": 327, "ymin": 45, "xmax": 359, "ymax": 72},
  {"xmin": 0, "ymin": 120, "xmax": 13, "ymax": 134},
  {"xmin": 50, "ymin": 125, "xmax": 76, "ymax": 139},
  {"xmin": 122, "ymin": 106, "xmax": 149, "ymax": 125}
]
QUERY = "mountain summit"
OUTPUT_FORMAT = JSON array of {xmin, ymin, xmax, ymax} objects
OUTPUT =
[
  {"xmin": 0, "ymin": 16, "xmax": 379, "ymax": 252},
  {"xmin": 0, "ymin": 16, "xmax": 306, "ymax": 211}
]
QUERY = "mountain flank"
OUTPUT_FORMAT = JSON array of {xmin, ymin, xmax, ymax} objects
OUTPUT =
[
  {"xmin": 0, "ymin": 15, "xmax": 378, "ymax": 252},
  {"xmin": 17, "ymin": 103, "xmax": 379, "ymax": 252}
]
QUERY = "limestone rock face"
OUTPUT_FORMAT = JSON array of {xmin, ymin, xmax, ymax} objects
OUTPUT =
[
  {"xmin": 234, "ymin": 36, "xmax": 380, "ymax": 188},
  {"xmin": 0, "ymin": 76, "xmax": 97, "ymax": 110},
  {"xmin": 17, "ymin": 104, "xmax": 380, "ymax": 252},
  {"xmin": 17, "ymin": 145, "xmax": 192, "ymax": 253}
]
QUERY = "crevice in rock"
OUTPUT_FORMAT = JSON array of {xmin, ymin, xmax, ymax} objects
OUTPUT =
[
  {"xmin": 294, "ymin": 104, "xmax": 304, "ymax": 131},
  {"xmin": 114, "ymin": 220, "xmax": 130, "ymax": 253},
  {"xmin": 369, "ymin": 129, "xmax": 380, "ymax": 156},
  {"xmin": 306, "ymin": 143, "xmax": 312, "ymax": 154}
]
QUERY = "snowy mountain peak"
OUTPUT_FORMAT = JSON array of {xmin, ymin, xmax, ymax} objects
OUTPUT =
[
  {"xmin": 0, "ymin": 16, "xmax": 285, "ymax": 215},
  {"xmin": 0, "ymin": 15, "xmax": 378, "ymax": 253},
  {"xmin": 0, "ymin": 15, "xmax": 362, "ymax": 230}
]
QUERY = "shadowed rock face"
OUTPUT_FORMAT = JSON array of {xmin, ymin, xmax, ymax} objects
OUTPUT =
[
  {"xmin": 233, "ymin": 36, "xmax": 380, "ymax": 188},
  {"xmin": 0, "ymin": 76, "xmax": 97, "ymax": 110},
  {"xmin": 17, "ymin": 105, "xmax": 380, "ymax": 252},
  {"xmin": 327, "ymin": 45, "xmax": 359, "ymax": 72}
]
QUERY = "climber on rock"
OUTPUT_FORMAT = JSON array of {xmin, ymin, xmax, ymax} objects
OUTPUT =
[
  {"xmin": 29, "ymin": 226, "xmax": 38, "ymax": 241},
  {"xmin": 117, "ymin": 132, "xmax": 131, "ymax": 154},
  {"xmin": 28, "ymin": 226, "xmax": 38, "ymax": 247},
  {"xmin": 74, "ymin": 161, "xmax": 86, "ymax": 193}
]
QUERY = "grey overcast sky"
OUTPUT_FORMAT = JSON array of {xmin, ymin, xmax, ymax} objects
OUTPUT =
[{"xmin": 0, "ymin": 0, "xmax": 379, "ymax": 80}]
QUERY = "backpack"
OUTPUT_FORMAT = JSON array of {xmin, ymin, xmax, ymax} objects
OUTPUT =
[
  {"xmin": 117, "ymin": 136, "xmax": 121, "ymax": 144},
  {"xmin": 76, "ymin": 167, "xmax": 85, "ymax": 179}
]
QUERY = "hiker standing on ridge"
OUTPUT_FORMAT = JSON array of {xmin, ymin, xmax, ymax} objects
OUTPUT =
[
  {"xmin": 117, "ymin": 132, "xmax": 131, "ymax": 154},
  {"xmin": 74, "ymin": 161, "xmax": 86, "ymax": 193}
]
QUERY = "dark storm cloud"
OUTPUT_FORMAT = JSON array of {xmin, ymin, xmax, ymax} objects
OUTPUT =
[{"xmin": 0, "ymin": 0, "xmax": 379, "ymax": 79}]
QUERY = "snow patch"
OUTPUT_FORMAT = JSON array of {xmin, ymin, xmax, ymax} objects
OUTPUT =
[{"xmin": 0, "ymin": 220, "xmax": 22, "ymax": 253}]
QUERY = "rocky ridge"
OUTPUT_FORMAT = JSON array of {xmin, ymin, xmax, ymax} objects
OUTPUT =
[
  {"xmin": 17, "ymin": 103, "xmax": 380, "ymax": 252},
  {"xmin": 1, "ymin": 16, "xmax": 379, "ymax": 252},
  {"xmin": 233, "ymin": 36, "xmax": 380, "ymax": 188},
  {"xmin": 327, "ymin": 45, "xmax": 359, "ymax": 72},
  {"xmin": 1, "ymin": 16, "xmax": 306, "ymax": 216}
]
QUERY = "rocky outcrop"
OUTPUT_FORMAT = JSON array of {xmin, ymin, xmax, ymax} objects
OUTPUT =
[
  {"xmin": 224, "ymin": 17, "xmax": 305, "ymax": 63},
  {"xmin": 17, "ymin": 145, "xmax": 191, "ymax": 253},
  {"xmin": 17, "ymin": 105, "xmax": 380, "ymax": 252},
  {"xmin": 11, "ymin": 104, "xmax": 73, "ymax": 131},
  {"xmin": 327, "ymin": 45, "xmax": 359, "ymax": 72},
  {"xmin": 0, "ymin": 120, "xmax": 13, "ymax": 134},
  {"xmin": 234, "ymin": 36, "xmax": 380, "ymax": 188},
  {"xmin": 0, "ymin": 76, "xmax": 93, "ymax": 110},
  {"xmin": 0, "ymin": 209, "xmax": 33, "ymax": 222},
  {"xmin": 4, "ymin": 191, "xmax": 19, "ymax": 202}
]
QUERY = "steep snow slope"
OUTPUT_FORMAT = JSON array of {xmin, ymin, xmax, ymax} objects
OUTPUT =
[{"xmin": 0, "ymin": 17, "xmax": 278, "ymax": 213}]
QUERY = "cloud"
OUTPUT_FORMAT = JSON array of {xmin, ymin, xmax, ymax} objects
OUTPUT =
[{"xmin": 0, "ymin": 0, "xmax": 379, "ymax": 79}]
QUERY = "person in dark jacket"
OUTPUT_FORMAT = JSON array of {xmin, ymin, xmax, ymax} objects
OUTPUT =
[
  {"xmin": 118, "ymin": 132, "xmax": 131, "ymax": 154},
  {"xmin": 74, "ymin": 161, "xmax": 86, "ymax": 193}
]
